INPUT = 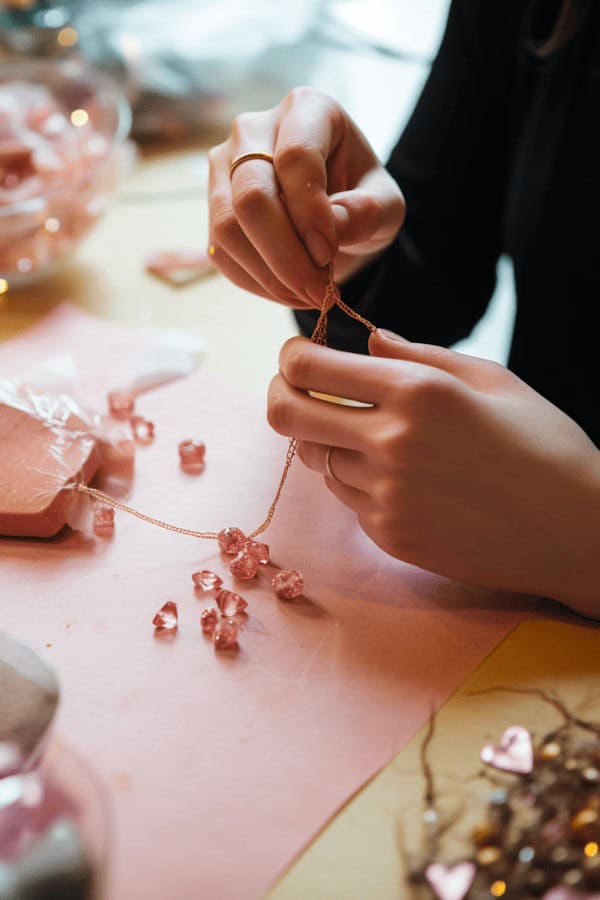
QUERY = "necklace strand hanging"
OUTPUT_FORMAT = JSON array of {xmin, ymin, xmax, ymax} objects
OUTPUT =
[{"xmin": 74, "ymin": 264, "xmax": 376, "ymax": 650}]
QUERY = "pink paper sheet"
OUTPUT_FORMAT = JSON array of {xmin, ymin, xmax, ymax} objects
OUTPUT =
[{"xmin": 1, "ymin": 306, "xmax": 532, "ymax": 899}]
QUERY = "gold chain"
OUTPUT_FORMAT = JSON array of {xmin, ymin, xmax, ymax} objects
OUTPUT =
[{"xmin": 75, "ymin": 264, "xmax": 376, "ymax": 540}]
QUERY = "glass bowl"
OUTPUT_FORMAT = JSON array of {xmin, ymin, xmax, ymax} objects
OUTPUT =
[{"xmin": 0, "ymin": 59, "xmax": 132, "ymax": 288}]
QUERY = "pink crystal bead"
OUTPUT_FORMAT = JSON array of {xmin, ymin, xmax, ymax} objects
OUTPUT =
[
  {"xmin": 216, "ymin": 589, "xmax": 248, "ymax": 617},
  {"xmin": 178, "ymin": 439, "xmax": 206, "ymax": 473},
  {"xmin": 272, "ymin": 569, "xmax": 304, "ymax": 600},
  {"xmin": 213, "ymin": 617, "xmax": 239, "ymax": 650},
  {"xmin": 93, "ymin": 503, "xmax": 114, "ymax": 537},
  {"xmin": 229, "ymin": 551, "xmax": 259, "ymax": 580},
  {"xmin": 200, "ymin": 608, "xmax": 219, "ymax": 635},
  {"xmin": 152, "ymin": 600, "xmax": 178, "ymax": 630},
  {"xmin": 192, "ymin": 570, "xmax": 223, "ymax": 592},
  {"xmin": 107, "ymin": 391, "xmax": 135, "ymax": 420},
  {"xmin": 131, "ymin": 416, "xmax": 155, "ymax": 444},
  {"xmin": 244, "ymin": 539, "xmax": 270, "ymax": 565},
  {"xmin": 217, "ymin": 526, "xmax": 246, "ymax": 556}
]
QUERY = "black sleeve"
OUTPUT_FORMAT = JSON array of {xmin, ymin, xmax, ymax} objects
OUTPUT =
[{"xmin": 295, "ymin": 0, "xmax": 518, "ymax": 353}]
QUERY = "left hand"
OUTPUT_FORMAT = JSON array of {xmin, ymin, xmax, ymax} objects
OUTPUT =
[{"xmin": 267, "ymin": 330, "xmax": 600, "ymax": 617}]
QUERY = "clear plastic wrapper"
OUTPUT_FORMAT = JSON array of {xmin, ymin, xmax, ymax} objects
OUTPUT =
[{"xmin": 0, "ymin": 360, "xmax": 133, "ymax": 538}]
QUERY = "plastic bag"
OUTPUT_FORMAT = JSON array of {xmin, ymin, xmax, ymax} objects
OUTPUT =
[{"xmin": 0, "ymin": 361, "xmax": 133, "ymax": 538}]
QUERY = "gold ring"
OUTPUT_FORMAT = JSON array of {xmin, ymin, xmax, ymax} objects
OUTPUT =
[
  {"xmin": 229, "ymin": 151, "xmax": 274, "ymax": 177},
  {"xmin": 325, "ymin": 445, "xmax": 342, "ymax": 484}
]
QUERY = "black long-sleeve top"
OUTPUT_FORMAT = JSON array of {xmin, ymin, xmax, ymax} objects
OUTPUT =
[{"xmin": 296, "ymin": 0, "xmax": 600, "ymax": 447}]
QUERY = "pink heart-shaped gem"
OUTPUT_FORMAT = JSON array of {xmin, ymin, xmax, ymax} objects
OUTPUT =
[
  {"xmin": 425, "ymin": 861, "xmax": 476, "ymax": 900},
  {"xmin": 480, "ymin": 725, "xmax": 533, "ymax": 774}
]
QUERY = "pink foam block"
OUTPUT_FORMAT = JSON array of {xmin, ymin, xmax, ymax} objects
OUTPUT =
[{"xmin": 0, "ymin": 403, "xmax": 99, "ymax": 538}]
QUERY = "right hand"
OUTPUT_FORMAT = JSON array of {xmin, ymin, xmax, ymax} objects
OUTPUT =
[{"xmin": 207, "ymin": 86, "xmax": 406, "ymax": 310}]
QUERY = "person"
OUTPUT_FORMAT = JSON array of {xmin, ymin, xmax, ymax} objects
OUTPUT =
[{"xmin": 207, "ymin": 0, "xmax": 599, "ymax": 620}]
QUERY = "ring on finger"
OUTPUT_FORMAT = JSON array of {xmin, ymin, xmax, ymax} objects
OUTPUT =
[{"xmin": 325, "ymin": 445, "xmax": 343, "ymax": 485}]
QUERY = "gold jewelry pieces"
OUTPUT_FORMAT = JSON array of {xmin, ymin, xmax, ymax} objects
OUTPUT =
[{"xmin": 229, "ymin": 152, "xmax": 274, "ymax": 178}]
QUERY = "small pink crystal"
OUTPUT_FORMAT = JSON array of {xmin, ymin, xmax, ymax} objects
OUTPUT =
[
  {"xmin": 229, "ymin": 551, "xmax": 259, "ymax": 580},
  {"xmin": 152, "ymin": 600, "xmax": 178, "ymax": 630},
  {"xmin": 213, "ymin": 617, "xmax": 239, "ymax": 650},
  {"xmin": 178, "ymin": 440, "xmax": 206, "ymax": 473},
  {"xmin": 272, "ymin": 569, "xmax": 304, "ymax": 600},
  {"xmin": 131, "ymin": 416, "xmax": 155, "ymax": 444},
  {"xmin": 107, "ymin": 391, "xmax": 135, "ymax": 420},
  {"xmin": 93, "ymin": 503, "xmax": 114, "ymax": 537},
  {"xmin": 244, "ymin": 539, "xmax": 270, "ymax": 565},
  {"xmin": 200, "ymin": 608, "xmax": 219, "ymax": 635},
  {"xmin": 192, "ymin": 570, "xmax": 223, "ymax": 592},
  {"xmin": 216, "ymin": 589, "xmax": 248, "ymax": 617},
  {"xmin": 217, "ymin": 526, "xmax": 246, "ymax": 556}
]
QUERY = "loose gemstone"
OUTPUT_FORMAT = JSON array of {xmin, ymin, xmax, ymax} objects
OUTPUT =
[
  {"xmin": 217, "ymin": 526, "xmax": 246, "ymax": 555},
  {"xmin": 131, "ymin": 416, "xmax": 155, "ymax": 444},
  {"xmin": 178, "ymin": 440, "xmax": 206, "ymax": 473},
  {"xmin": 192, "ymin": 570, "xmax": 223, "ymax": 592},
  {"xmin": 93, "ymin": 503, "xmax": 114, "ymax": 537},
  {"xmin": 152, "ymin": 601, "xmax": 178, "ymax": 630},
  {"xmin": 229, "ymin": 551, "xmax": 259, "ymax": 580},
  {"xmin": 213, "ymin": 617, "xmax": 239, "ymax": 650},
  {"xmin": 216, "ymin": 589, "xmax": 248, "ymax": 617},
  {"xmin": 244, "ymin": 539, "xmax": 270, "ymax": 565},
  {"xmin": 200, "ymin": 608, "xmax": 219, "ymax": 635},
  {"xmin": 107, "ymin": 391, "xmax": 135, "ymax": 420},
  {"xmin": 272, "ymin": 569, "xmax": 304, "ymax": 600}
]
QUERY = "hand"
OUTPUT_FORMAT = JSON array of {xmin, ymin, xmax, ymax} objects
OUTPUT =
[
  {"xmin": 267, "ymin": 330, "xmax": 600, "ymax": 618},
  {"xmin": 207, "ymin": 86, "xmax": 405, "ymax": 309}
]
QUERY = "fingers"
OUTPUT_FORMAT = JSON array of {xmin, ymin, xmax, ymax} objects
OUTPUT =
[
  {"xmin": 330, "ymin": 171, "xmax": 405, "ymax": 254},
  {"xmin": 273, "ymin": 88, "xmax": 345, "ymax": 267},
  {"xmin": 297, "ymin": 440, "xmax": 370, "ymax": 491},
  {"xmin": 323, "ymin": 476, "xmax": 371, "ymax": 516},
  {"xmin": 279, "ymin": 336, "xmax": 398, "ymax": 405},
  {"xmin": 268, "ymin": 373, "xmax": 372, "ymax": 450},
  {"xmin": 209, "ymin": 140, "xmax": 314, "ymax": 308},
  {"xmin": 368, "ymin": 328, "xmax": 505, "ymax": 389}
]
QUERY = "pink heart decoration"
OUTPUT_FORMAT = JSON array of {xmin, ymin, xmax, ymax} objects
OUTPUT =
[
  {"xmin": 425, "ymin": 861, "xmax": 476, "ymax": 900},
  {"xmin": 480, "ymin": 725, "xmax": 533, "ymax": 774}
]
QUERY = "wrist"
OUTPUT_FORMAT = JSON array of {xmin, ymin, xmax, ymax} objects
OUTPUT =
[{"xmin": 545, "ymin": 448, "xmax": 600, "ymax": 619}]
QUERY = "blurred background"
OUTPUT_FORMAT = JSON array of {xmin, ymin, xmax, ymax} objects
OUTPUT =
[{"xmin": 0, "ymin": 0, "xmax": 514, "ymax": 362}]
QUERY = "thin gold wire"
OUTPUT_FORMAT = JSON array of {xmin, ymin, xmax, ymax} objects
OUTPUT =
[{"xmin": 74, "ymin": 264, "xmax": 376, "ymax": 541}]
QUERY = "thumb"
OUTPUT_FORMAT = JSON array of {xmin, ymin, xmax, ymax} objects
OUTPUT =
[{"xmin": 369, "ymin": 328, "xmax": 482, "ymax": 382}]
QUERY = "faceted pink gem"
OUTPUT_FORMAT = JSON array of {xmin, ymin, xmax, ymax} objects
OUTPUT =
[
  {"xmin": 192, "ymin": 570, "xmax": 223, "ymax": 592},
  {"xmin": 152, "ymin": 600, "xmax": 178, "ymax": 630},
  {"xmin": 131, "ymin": 416, "xmax": 155, "ymax": 444},
  {"xmin": 244, "ymin": 539, "xmax": 270, "ymax": 565},
  {"xmin": 216, "ymin": 589, "xmax": 248, "ymax": 617},
  {"xmin": 178, "ymin": 440, "xmax": 206, "ymax": 473},
  {"xmin": 200, "ymin": 608, "xmax": 219, "ymax": 635},
  {"xmin": 272, "ymin": 569, "xmax": 304, "ymax": 600},
  {"xmin": 107, "ymin": 391, "xmax": 135, "ymax": 420},
  {"xmin": 93, "ymin": 503, "xmax": 114, "ymax": 537},
  {"xmin": 217, "ymin": 526, "xmax": 246, "ymax": 556},
  {"xmin": 229, "ymin": 551, "xmax": 259, "ymax": 580},
  {"xmin": 213, "ymin": 617, "xmax": 239, "ymax": 650}
]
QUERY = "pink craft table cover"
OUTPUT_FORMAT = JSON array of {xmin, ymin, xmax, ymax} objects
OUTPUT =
[{"xmin": 0, "ymin": 306, "xmax": 534, "ymax": 900}]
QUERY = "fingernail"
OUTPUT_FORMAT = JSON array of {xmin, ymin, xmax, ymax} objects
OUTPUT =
[
  {"xmin": 332, "ymin": 204, "xmax": 350, "ymax": 229},
  {"xmin": 378, "ymin": 328, "xmax": 408, "ymax": 343},
  {"xmin": 305, "ymin": 230, "xmax": 332, "ymax": 268}
]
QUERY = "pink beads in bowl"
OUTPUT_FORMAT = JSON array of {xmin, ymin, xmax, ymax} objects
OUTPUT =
[{"xmin": 0, "ymin": 61, "xmax": 131, "ymax": 288}]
